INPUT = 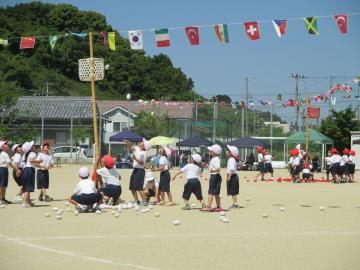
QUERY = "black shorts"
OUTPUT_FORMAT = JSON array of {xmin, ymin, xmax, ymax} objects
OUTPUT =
[
  {"xmin": 71, "ymin": 193, "xmax": 102, "ymax": 205},
  {"xmin": 257, "ymin": 162, "xmax": 265, "ymax": 173},
  {"xmin": 129, "ymin": 168, "xmax": 145, "ymax": 191},
  {"xmin": 208, "ymin": 174, "xmax": 222, "ymax": 195},
  {"xmin": 100, "ymin": 184, "xmax": 121, "ymax": 199},
  {"xmin": 0, "ymin": 167, "xmax": 9, "ymax": 188},
  {"xmin": 13, "ymin": 168, "xmax": 22, "ymax": 187},
  {"xmin": 37, "ymin": 170, "xmax": 49, "ymax": 189},
  {"xmin": 302, "ymin": 173, "xmax": 311, "ymax": 179},
  {"xmin": 349, "ymin": 164, "xmax": 355, "ymax": 174},
  {"xmin": 331, "ymin": 163, "xmax": 341, "ymax": 176},
  {"xmin": 291, "ymin": 167, "xmax": 300, "ymax": 177},
  {"xmin": 227, "ymin": 174, "xmax": 239, "ymax": 196},
  {"xmin": 159, "ymin": 170, "xmax": 171, "ymax": 192},
  {"xmin": 182, "ymin": 178, "xmax": 203, "ymax": 201},
  {"xmin": 22, "ymin": 167, "xmax": 35, "ymax": 192},
  {"xmin": 343, "ymin": 164, "xmax": 350, "ymax": 175},
  {"xmin": 264, "ymin": 163, "xmax": 273, "ymax": 173}
]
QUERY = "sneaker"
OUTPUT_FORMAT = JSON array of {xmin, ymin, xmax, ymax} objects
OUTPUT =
[
  {"xmin": 200, "ymin": 207, "xmax": 212, "ymax": 212},
  {"xmin": 230, "ymin": 204, "xmax": 239, "ymax": 209},
  {"xmin": 214, "ymin": 207, "xmax": 223, "ymax": 212},
  {"xmin": 21, "ymin": 203, "xmax": 30, "ymax": 208},
  {"xmin": 44, "ymin": 195, "xmax": 53, "ymax": 202},
  {"xmin": 28, "ymin": 201, "xmax": 36, "ymax": 207},
  {"xmin": 14, "ymin": 194, "xmax": 23, "ymax": 202},
  {"xmin": 76, "ymin": 204, "xmax": 87, "ymax": 213},
  {"xmin": 181, "ymin": 204, "xmax": 191, "ymax": 210},
  {"xmin": 94, "ymin": 205, "xmax": 102, "ymax": 212}
]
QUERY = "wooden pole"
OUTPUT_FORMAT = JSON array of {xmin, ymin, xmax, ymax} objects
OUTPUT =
[
  {"xmin": 305, "ymin": 97, "xmax": 310, "ymax": 162},
  {"xmin": 89, "ymin": 32, "xmax": 100, "ymax": 162}
]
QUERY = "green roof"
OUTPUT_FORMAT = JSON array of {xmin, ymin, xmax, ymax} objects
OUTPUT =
[{"xmin": 284, "ymin": 128, "xmax": 333, "ymax": 144}]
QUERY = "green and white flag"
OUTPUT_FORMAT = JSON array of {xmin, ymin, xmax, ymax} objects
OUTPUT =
[
  {"xmin": 155, "ymin": 28, "xmax": 170, "ymax": 47},
  {"xmin": 49, "ymin": 35, "xmax": 59, "ymax": 51}
]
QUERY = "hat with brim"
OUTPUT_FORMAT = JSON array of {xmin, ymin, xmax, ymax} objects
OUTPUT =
[
  {"xmin": 207, "ymin": 144, "xmax": 222, "ymax": 155},
  {"xmin": 21, "ymin": 141, "xmax": 34, "ymax": 154},
  {"xmin": 12, "ymin": 143, "xmax": 21, "ymax": 152},
  {"xmin": 226, "ymin": 145, "xmax": 239, "ymax": 157},
  {"xmin": 143, "ymin": 138, "xmax": 152, "ymax": 151},
  {"xmin": 0, "ymin": 141, "xmax": 8, "ymax": 149},
  {"xmin": 79, "ymin": 167, "xmax": 90, "ymax": 178},
  {"xmin": 191, "ymin": 154, "xmax": 202, "ymax": 164}
]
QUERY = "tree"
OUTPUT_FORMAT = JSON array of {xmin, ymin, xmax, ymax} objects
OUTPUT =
[
  {"xmin": 133, "ymin": 111, "xmax": 169, "ymax": 139},
  {"xmin": 320, "ymin": 106, "xmax": 360, "ymax": 150},
  {"xmin": 213, "ymin": 95, "xmax": 232, "ymax": 103}
]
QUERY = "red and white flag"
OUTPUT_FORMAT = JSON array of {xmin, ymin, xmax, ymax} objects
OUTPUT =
[
  {"xmin": 185, "ymin": 26, "xmax": 200, "ymax": 45},
  {"xmin": 20, "ymin": 36, "xmax": 35, "ymax": 49},
  {"xmin": 334, "ymin": 14, "xmax": 348, "ymax": 34},
  {"xmin": 244, "ymin": 22, "xmax": 260, "ymax": 40}
]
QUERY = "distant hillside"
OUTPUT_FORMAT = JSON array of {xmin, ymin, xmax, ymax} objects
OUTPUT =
[{"xmin": 0, "ymin": 1, "xmax": 197, "ymax": 106}]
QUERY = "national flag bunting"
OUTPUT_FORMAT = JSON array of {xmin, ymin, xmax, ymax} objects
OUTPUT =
[
  {"xmin": 0, "ymin": 38, "xmax": 8, "ymax": 46},
  {"xmin": 49, "ymin": 35, "xmax": 59, "ymax": 51},
  {"xmin": 272, "ymin": 19, "xmax": 287, "ymax": 37},
  {"xmin": 308, "ymin": 107, "xmax": 320, "ymax": 119},
  {"xmin": 185, "ymin": 26, "xmax": 200, "ymax": 45},
  {"xmin": 334, "ymin": 14, "xmax": 348, "ymax": 34},
  {"xmin": 128, "ymin": 30, "xmax": 143, "ymax": 50},
  {"xmin": 214, "ymin": 24, "xmax": 229, "ymax": 44},
  {"xmin": 101, "ymin": 32, "xmax": 116, "ymax": 51},
  {"xmin": 20, "ymin": 36, "xmax": 35, "ymax": 49},
  {"xmin": 70, "ymin": 32, "xmax": 88, "ymax": 38},
  {"xmin": 304, "ymin": 17, "xmax": 319, "ymax": 35},
  {"xmin": 155, "ymin": 28, "xmax": 170, "ymax": 47},
  {"xmin": 244, "ymin": 22, "xmax": 260, "ymax": 40}
]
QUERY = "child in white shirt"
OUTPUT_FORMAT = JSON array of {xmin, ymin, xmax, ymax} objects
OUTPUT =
[
  {"xmin": 11, "ymin": 144, "xmax": 23, "ymax": 200},
  {"xmin": 36, "ymin": 143, "xmax": 54, "ymax": 202},
  {"xmin": 226, "ymin": 145, "xmax": 240, "ymax": 208},
  {"xmin": 0, "ymin": 141, "xmax": 17, "ymax": 204}
]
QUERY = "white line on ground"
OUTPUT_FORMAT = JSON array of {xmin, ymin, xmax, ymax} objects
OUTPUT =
[
  {"xmin": 0, "ymin": 234, "xmax": 160, "ymax": 270},
  {"xmin": 6, "ymin": 231, "xmax": 360, "ymax": 241}
]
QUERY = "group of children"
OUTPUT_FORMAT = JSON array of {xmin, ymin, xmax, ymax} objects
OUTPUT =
[
  {"xmin": 254, "ymin": 146, "xmax": 274, "ymax": 181},
  {"xmin": 0, "ymin": 140, "xmax": 54, "ymax": 207}
]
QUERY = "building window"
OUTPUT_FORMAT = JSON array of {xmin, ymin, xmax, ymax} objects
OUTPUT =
[
  {"xmin": 113, "ymin": 121, "xmax": 128, "ymax": 132},
  {"xmin": 56, "ymin": 132, "xmax": 68, "ymax": 144}
]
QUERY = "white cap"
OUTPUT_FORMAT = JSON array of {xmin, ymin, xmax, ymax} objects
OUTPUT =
[
  {"xmin": 162, "ymin": 147, "xmax": 172, "ymax": 158},
  {"xmin": 79, "ymin": 167, "xmax": 89, "ymax": 178},
  {"xmin": 0, "ymin": 141, "xmax": 8, "ymax": 149},
  {"xmin": 145, "ymin": 171, "xmax": 155, "ymax": 181},
  {"xmin": 21, "ymin": 141, "xmax": 34, "ymax": 154},
  {"xmin": 191, "ymin": 153, "xmax": 202, "ymax": 164},
  {"xmin": 207, "ymin": 144, "xmax": 222, "ymax": 155},
  {"xmin": 143, "ymin": 138, "xmax": 152, "ymax": 151},
  {"xmin": 296, "ymin": 144, "xmax": 301, "ymax": 150},
  {"xmin": 12, "ymin": 144, "xmax": 21, "ymax": 152},
  {"xmin": 226, "ymin": 145, "xmax": 239, "ymax": 157}
]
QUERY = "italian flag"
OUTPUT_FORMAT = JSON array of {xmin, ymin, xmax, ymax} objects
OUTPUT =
[{"xmin": 155, "ymin": 28, "xmax": 170, "ymax": 47}]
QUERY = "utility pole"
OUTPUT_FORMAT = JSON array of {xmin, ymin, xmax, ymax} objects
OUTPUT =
[
  {"xmin": 270, "ymin": 103, "xmax": 273, "ymax": 151},
  {"xmin": 291, "ymin": 74, "xmax": 305, "ymax": 131},
  {"xmin": 44, "ymin": 82, "xmax": 54, "ymax": 96},
  {"xmin": 212, "ymin": 98, "xmax": 218, "ymax": 142},
  {"xmin": 241, "ymin": 103, "xmax": 245, "ymax": 137},
  {"xmin": 245, "ymin": 78, "xmax": 249, "ymax": 135}
]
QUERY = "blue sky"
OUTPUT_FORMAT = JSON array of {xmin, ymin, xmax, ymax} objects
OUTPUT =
[{"xmin": 2, "ymin": 0, "xmax": 360, "ymax": 123}]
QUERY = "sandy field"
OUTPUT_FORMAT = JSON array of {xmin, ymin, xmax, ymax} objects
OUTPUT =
[{"xmin": 0, "ymin": 165, "xmax": 359, "ymax": 270}]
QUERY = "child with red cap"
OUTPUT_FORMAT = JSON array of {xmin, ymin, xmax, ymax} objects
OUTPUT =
[
  {"xmin": 324, "ymin": 150, "xmax": 332, "ymax": 180},
  {"xmin": 96, "ymin": 154, "xmax": 121, "ymax": 205},
  {"xmin": 301, "ymin": 163, "xmax": 312, "ymax": 182},
  {"xmin": 253, "ymin": 146, "xmax": 265, "ymax": 182},
  {"xmin": 330, "ymin": 148, "xmax": 341, "ymax": 183},
  {"xmin": 341, "ymin": 148, "xmax": 351, "ymax": 182},
  {"xmin": 349, "ymin": 150, "xmax": 356, "ymax": 182}
]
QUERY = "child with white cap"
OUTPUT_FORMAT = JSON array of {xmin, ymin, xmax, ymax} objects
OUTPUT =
[
  {"xmin": 96, "ymin": 154, "xmax": 121, "ymax": 205},
  {"xmin": 21, "ymin": 141, "xmax": 41, "ymax": 207},
  {"xmin": 36, "ymin": 143, "xmax": 54, "ymax": 202},
  {"xmin": 141, "ymin": 171, "xmax": 159, "ymax": 205},
  {"xmin": 226, "ymin": 145, "xmax": 240, "ymax": 208},
  {"xmin": 172, "ymin": 153, "xmax": 206, "ymax": 210},
  {"xmin": 0, "ymin": 141, "xmax": 18, "ymax": 204},
  {"xmin": 68, "ymin": 167, "xmax": 102, "ymax": 213},
  {"xmin": 125, "ymin": 138, "xmax": 152, "ymax": 205},
  {"xmin": 151, "ymin": 146, "xmax": 174, "ymax": 206},
  {"xmin": 11, "ymin": 143, "xmax": 23, "ymax": 201},
  {"xmin": 201, "ymin": 144, "xmax": 222, "ymax": 212}
]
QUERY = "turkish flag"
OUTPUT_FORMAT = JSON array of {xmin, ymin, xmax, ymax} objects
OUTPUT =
[
  {"xmin": 244, "ymin": 22, "xmax": 260, "ymax": 40},
  {"xmin": 185, "ymin": 26, "xmax": 200, "ymax": 45},
  {"xmin": 20, "ymin": 36, "xmax": 36, "ymax": 49},
  {"xmin": 334, "ymin": 14, "xmax": 348, "ymax": 34},
  {"xmin": 308, "ymin": 107, "xmax": 320, "ymax": 119}
]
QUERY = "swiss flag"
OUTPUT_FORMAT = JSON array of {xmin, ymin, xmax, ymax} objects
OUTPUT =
[
  {"xmin": 185, "ymin": 26, "xmax": 200, "ymax": 45},
  {"xmin": 334, "ymin": 14, "xmax": 348, "ymax": 34},
  {"xmin": 244, "ymin": 22, "xmax": 260, "ymax": 40},
  {"xmin": 20, "ymin": 36, "xmax": 36, "ymax": 49}
]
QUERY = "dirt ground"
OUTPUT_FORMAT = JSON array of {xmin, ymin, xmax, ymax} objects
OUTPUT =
[{"xmin": 1, "ymin": 165, "xmax": 359, "ymax": 270}]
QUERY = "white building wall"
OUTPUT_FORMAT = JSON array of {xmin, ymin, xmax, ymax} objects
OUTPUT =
[{"xmin": 350, "ymin": 131, "xmax": 360, "ymax": 169}]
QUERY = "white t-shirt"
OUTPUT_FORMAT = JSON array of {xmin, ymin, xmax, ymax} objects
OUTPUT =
[
  {"xmin": 341, "ymin": 155, "xmax": 349, "ymax": 165},
  {"xmin": 293, "ymin": 157, "xmax": 301, "ymax": 166},
  {"xmin": 330, "ymin": 154, "xmax": 341, "ymax": 165},
  {"xmin": 73, "ymin": 179, "xmax": 97, "ymax": 194},
  {"xmin": 302, "ymin": 168, "xmax": 310, "ymax": 174},
  {"xmin": 96, "ymin": 167, "xmax": 120, "ymax": 186},
  {"xmin": 36, "ymin": 152, "xmax": 54, "ymax": 170},
  {"xmin": 264, "ymin": 154, "xmax": 272, "ymax": 163},
  {"xmin": 288, "ymin": 157, "xmax": 294, "ymax": 166},
  {"xmin": 0, "ymin": 151, "xmax": 11, "ymax": 167},
  {"xmin": 132, "ymin": 146, "xmax": 146, "ymax": 169},
  {"xmin": 209, "ymin": 156, "xmax": 220, "ymax": 175},
  {"xmin": 257, "ymin": 153, "xmax": 264, "ymax": 162},
  {"xmin": 180, "ymin": 163, "xmax": 202, "ymax": 179},
  {"xmin": 12, "ymin": 153, "xmax": 22, "ymax": 168},
  {"xmin": 22, "ymin": 152, "xmax": 37, "ymax": 168},
  {"xmin": 159, "ymin": 156, "xmax": 169, "ymax": 171},
  {"xmin": 227, "ymin": 157, "xmax": 237, "ymax": 175},
  {"xmin": 325, "ymin": 156, "xmax": 331, "ymax": 166},
  {"xmin": 348, "ymin": 156, "xmax": 353, "ymax": 164}
]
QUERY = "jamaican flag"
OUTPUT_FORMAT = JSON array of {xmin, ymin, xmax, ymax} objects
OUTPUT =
[{"xmin": 303, "ymin": 17, "xmax": 319, "ymax": 35}]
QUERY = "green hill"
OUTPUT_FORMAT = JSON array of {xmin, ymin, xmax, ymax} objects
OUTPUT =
[{"xmin": 0, "ymin": 1, "xmax": 197, "ymax": 106}]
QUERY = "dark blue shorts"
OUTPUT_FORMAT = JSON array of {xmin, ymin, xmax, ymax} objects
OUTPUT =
[
  {"xmin": 291, "ymin": 167, "xmax": 300, "ymax": 177},
  {"xmin": 302, "ymin": 173, "xmax": 311, "ymax": 179},
  {"xmin": 331, "ymin": 163, "xmax": 341, "ymax": 175},
  {"xmin": 129, "ymin": 168, "xmax": 145, "ymax": 191},
  {"xmin": 349, "ymin": 164, "xmax": 355, "ymax": 174},
  {"xmin": 0, "ymin": 167, "xmax": 9, "ymax": 188},
  {"xmin": 71, "ymin": 193, "xmax": 102, "ymax": 205},
  {"xmin": 100, "ymin": 184, "xmax": 121, "ymax": 199},
  {"xmin": 159, "ymin": 170, "xmax": 171, "ymax": 192},
  {"xmin": 13, "ymin": 168, "xmax": 22, "ymax": 187},
  {"xmin": 264, "ymin": 163, "xmax": 273, "ymax": 173},
  {"xmin": 183, "ymin": 178, "xmax": 203, "ymax": 201},
  {"xmin": 257, "ymin": 162, "xmax": 265, "ymax": 173},
  {"xmin": 227, "ymin": 174, "xmax": 239, "ymax": 196},
  {"xmin": 208, "ymin": 174, "xmax": 222, "ymax": 195},
  {"xmin": 22, "ymin": 167, "xmax": 35, "ymax": 192},
  {"xmin": 37, "ymin": 170, "xmax": 49, "ymax": 189}
]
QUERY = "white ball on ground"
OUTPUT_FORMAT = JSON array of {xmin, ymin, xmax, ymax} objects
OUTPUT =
[
  {"xmin": 111, "ymin": 210, "xmax": 116, "ymax": 215},
  {"xmin": 134, "ymin": 205, "xmax": 140, "ymax": 211},
  {"xmin": 245, "ymin": 197, "xmax": 251, "ymax": 202},
  {"xmin": 320, "ymin": 206, "xmax": 325, "ymax": 211},
  {"xmin": 0, "ymin": 204, "xmax": 5, "ymax": 208},
  {"xmin": 155, "ymin": 212, "xmax": 160, "ymax": 217},
  {"xmin": 172, "ymin": 220, "xmax": 180, "ymax": 226},
  {"xmin": 74, "ymin": 210, "xmax": 79, "ymax": 216},
  {"xmin": 148, "ymin": 205, "xmax": 154, "ymax": 209},
  {"xmin": 55, "ymin": 215, "xmax": 62, "ymax": 220},
  {"xmin": 220, "ymin": 211, "xmax": 226, "ymax": 216},
  {"xmin": 64, "ymin": 202, "xmax": 69, "ymax": 206},
  {"xmin": 52, "ymin": 207, "xmax": 58, "ymax": 212},
  {"xmin": 114, "ymin": 213, "xmax": 120, "ymax": 218},
  {"xmin": 95, "ymin": 210, "xmax": 101, "ymax": 215},
  {"xmin": 262, "ymin": 213, "xmax": 269, "ymax": 218},
  {"xmin": 45, "ymin": 212, "xmax": 50, "ymax": 217},
  {"xmin": 57, "ymin": 210, "xmax": 63, "ymax": 215},
  {"xmin": 280, "ymin": 207, "xmax": 285, "ymax": 211},
  {"xmin": 140, "ymin": 208, "xmax": 149, "ymax": 213},
  {"xmin": 66, "ymin": 208, "xmax": 71, "ymax": 212},
  {"xmin": 117, "ymin": 208, "xmax": 122, "ymax": 213},
  {"xmin": 222, "ymin": 217, "xmax": 230, "ymax": 223},
  {"xmin": 191, "ymin": 203, "xmax": 196, "ymax": 208}
]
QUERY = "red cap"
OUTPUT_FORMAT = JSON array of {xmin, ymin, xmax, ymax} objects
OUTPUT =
[
  {"xmin": 290, "ymin": 149, "xmax": 299, "ymax": 157},
  {"xmin": 343, "ymin": 148, "xmax": 350, "ymax": 155},
  {"xmin": 350, "ymin": 150, "xmax": 356, "ymax": 156},
  {"xmin": 102, "ymin": 155, "xmax": 115, "ymax": 168},
  {"xmin": 331, "ymin": 148, "xmax": 338, "ymax": 154},
  {"xmin": 255, "ymin": 146, "xmax": 263, "ymax": 153}
]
